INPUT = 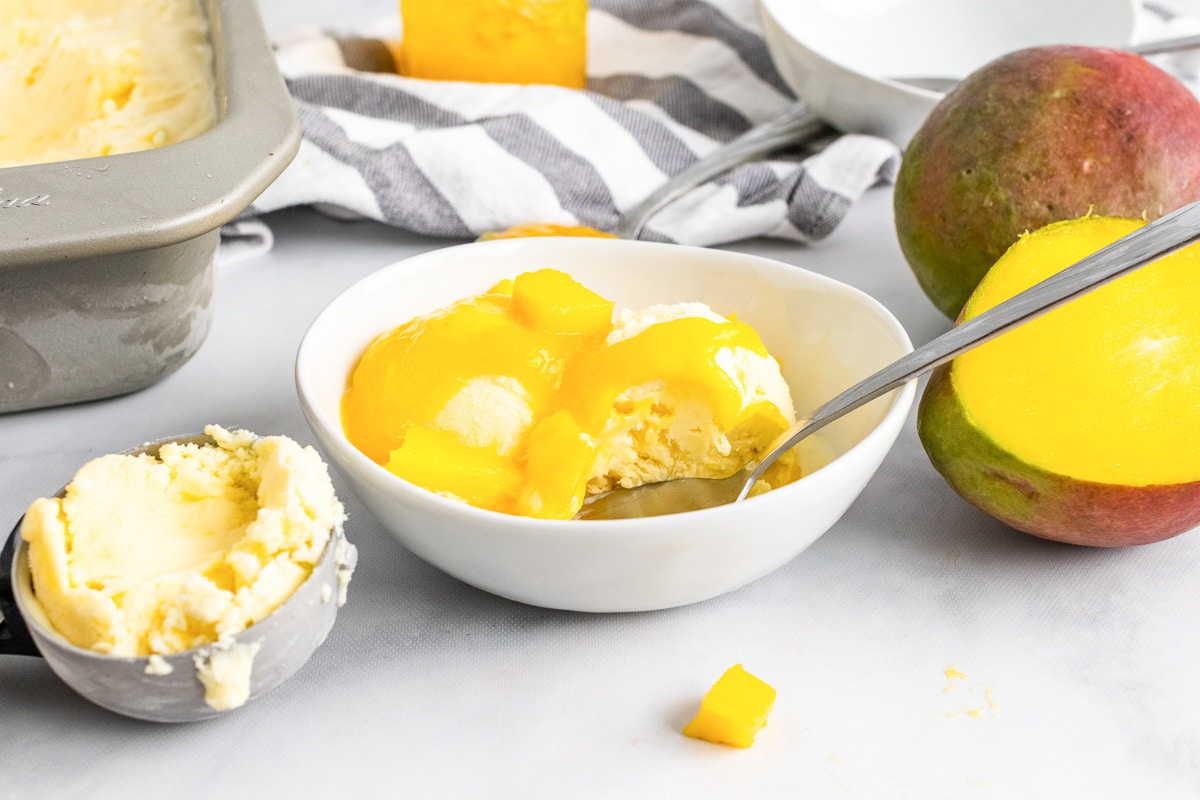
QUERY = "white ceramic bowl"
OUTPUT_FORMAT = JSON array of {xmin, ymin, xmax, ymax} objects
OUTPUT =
[
  {"xmin": 759, "ymin": 0, "xmax": 1139, "ymax": 147},
  {"xmin": 296, "ymin": 238, "xmax": 914, "ymax": 612}
]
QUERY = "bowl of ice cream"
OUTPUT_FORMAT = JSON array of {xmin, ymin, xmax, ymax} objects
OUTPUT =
[
  {"xmin": 0, "ymin": 0, "xmax": 300, "ymax": 414},
  {"xmin": 0, "ymin": 428, "xmax": 357, "ymax": 722},
  {"xmin": 296, "ymin": 237, "xmax": 914, "ymax": 612},
  {"xmin": 757, "ymin": 0, "xmax": 1139, "ymax": 146}
]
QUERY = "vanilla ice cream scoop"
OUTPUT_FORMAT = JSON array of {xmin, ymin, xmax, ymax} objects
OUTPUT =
[
  {"xmin": 341, "ymin": 269, "xmax": 802, "ymax": 520},
  {"xmin": 0, "ymin": 431, "xmax": 357, "ymax": 723}
]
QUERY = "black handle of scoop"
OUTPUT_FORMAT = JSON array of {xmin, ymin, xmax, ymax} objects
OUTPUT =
[{"xmin": 0, "ymin": 520, "xmax": 40, "ymax": 657}]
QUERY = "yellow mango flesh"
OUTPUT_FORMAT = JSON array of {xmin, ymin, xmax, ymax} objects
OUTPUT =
[
  {"xmin": 341, "ymin": 291, "xmax": 571, "ymax": 466},
  {"xmin": 953, "ymin": 216, "xmax": 1200, "ymax": 486},
  {"xmin": 341, "ymin": 269, "xmax": 793, "ymax": 519},
  {"xmin": 559, "ymin": 317, "xmax": 767, "ymax": 433},
  {"xmin": 385, "ymin": 425, "xmax": 521, "ymax": 508},
  {"xmin": 479, "ymin": 223, "xmax": 617, "ymax": 241},
  {"xmin": 682, "ymin": 664, "xmax": 776, "ymax": 748},
  {"xmin": 398, "ymin": 0, "xmax": 587, "ymax": 88},
  {"xmin": 516, "ymin": 410, "xmax": 595, "ymax": 519},
  {"xmin": 511, "ymin": 267, "xmax": 614, "ymax": 336}
]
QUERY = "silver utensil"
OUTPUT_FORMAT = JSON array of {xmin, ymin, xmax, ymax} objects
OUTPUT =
[
  {"xmin": 518, "ymin": 33, "xmax": 1200, "ymax": 242},
  {"xmin": 1128, "ymin": 33, "xmax": 1200, "ymax": 56},
  {"xmin": 897, "ymin": 33, "xmax": 1200, "ymax": 94},
  {"xmin": 576, "ymin": 200, "xmax": 1200, "ymax": 520},
  {"xmin": 0, "ymin": 434, "xmax": 355, "ymax": 722},
  {"xmin": 482, "ymin": 102, "xmax": 830, "ymax": 240},
  {"xmin": 614, "ymin": 102, "xmax": 828, "ymax": 239}
]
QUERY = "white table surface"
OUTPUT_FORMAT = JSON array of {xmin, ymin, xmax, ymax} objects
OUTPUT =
[{"xmin": 3, "ymin": 3, "xmax": 1199, "ymax": 798}]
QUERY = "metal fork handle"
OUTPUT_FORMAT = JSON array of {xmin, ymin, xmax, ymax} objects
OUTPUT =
[
  {"xmin": 738, "ymin": 200, "xmax": 1200, "ymax": 500},
  {"xmin": 613, "ymin": 102, "xmax": 828, "ymax": 239}
]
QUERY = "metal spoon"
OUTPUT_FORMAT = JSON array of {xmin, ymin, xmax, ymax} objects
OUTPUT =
[
  {"xmin": 497, "ymin": 32, "xmax": 1200, "ymax": 242},
  {"xmin": 612, "ymin": 102, "xmax": 829, "ymax": 239},
  {"xmin": 484, "ymin": 102, "xmax": 831, "ymax": 241},
  {"xmin": 896, "ymin": 34, "xmax": 1200, "ymax": 94},
  {"xmin": 575, "ymin": 200, "xmax": 1200, "ymax": 520},
  {"xmin": 0, "ymin": 434, "xmax": 356, "ymax": 722}
]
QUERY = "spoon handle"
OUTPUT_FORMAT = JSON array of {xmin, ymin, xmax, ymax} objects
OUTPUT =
[
  {"xmin": 1129, "ymin": 33, "xmax": 1200, "ymax": 56},
  {"xmin": 742, "ymin": 200, "xmax": 1200, "ymax": 496},
  {"xmin": 614, "ymin": 101, "xmax": 828, "ymax": 239}
]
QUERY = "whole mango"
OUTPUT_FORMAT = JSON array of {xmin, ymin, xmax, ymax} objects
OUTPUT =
[
  {"xmin": 917, "ymin": 214, "xmax": 1200, "ymax": 547},
  {"xmin": 894, "ymin": 45, "xmax": 1200, "ymax": 318}
]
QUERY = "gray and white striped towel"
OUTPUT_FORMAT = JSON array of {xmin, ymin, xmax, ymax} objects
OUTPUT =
[
  {"xmin": 241, "ymin": 0, "xmax": 901, "ymax": 250},
  {"xmin": 227, "ymin": 0, "xmax": 1200, "ymax": 262}
]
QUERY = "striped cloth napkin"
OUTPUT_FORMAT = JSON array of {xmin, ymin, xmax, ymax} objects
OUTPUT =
[
  {"xmin": 240, "ymin": 0, "xmax": 901, "ymax": 250},
  {"xmin": 221, "ymin": 0, "xmax": 1200, "ymax": 264}
]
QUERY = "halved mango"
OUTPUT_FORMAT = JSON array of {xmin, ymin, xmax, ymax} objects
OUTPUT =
[{"xmin": 917, "ymin": 214, "xmax": 1200, "ymax": 546}]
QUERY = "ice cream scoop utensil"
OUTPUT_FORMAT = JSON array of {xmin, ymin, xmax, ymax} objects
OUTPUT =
[
  {"xmin": 575, "ymin": 200, "xmax": 1200, "ymax": 520},
  {"xmin": 0, "ymin": 434, "xmax": 352, "ymax": 722}
]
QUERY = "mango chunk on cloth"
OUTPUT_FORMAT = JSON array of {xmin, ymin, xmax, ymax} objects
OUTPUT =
[
  {"xmin": 682, "ymin": 664, "xmax": 776, "ymax": 748},
  {"xmin": 478, "ymin": 223, "xmax": 617, "ymax": 241}
]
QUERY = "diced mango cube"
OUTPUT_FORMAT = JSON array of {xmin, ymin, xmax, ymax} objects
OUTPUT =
[
  {"xmin": 510, "ymin": 268, "xmax": 614, "ymax": 337},
  {"xmin": 386, "ymin": 425, "xmax": 520, "ymax": 508},
  {"xmin": 516, "ymin": 410, "xmax": 595, "ymax": 518},
  {"xmin": 682, "ymin": 664, "xmax": 776, "ymax": 748},
  {"xmin": 487, "ymin": 278, "xmax": 515, "ymax": 296}
]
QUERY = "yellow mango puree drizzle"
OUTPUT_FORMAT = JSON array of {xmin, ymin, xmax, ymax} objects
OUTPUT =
[
  {"xmin": 558, "ymin": 317, "xmax": 767, "ymax": 433},
  {"xmin": 341, "ymin": 269, "xmax": 786, "ymax": 518}
]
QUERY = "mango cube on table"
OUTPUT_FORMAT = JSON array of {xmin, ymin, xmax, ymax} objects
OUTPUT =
[{"xmin": 682, "ymin": 664, "xmax": 776, "ymax": 748}]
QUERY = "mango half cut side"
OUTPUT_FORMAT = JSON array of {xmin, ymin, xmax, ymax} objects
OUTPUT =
[{"xmin": 917, "ymin": 215, "xmax": 1200, "ymax": 547}]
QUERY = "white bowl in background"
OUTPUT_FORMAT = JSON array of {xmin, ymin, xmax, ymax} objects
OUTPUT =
[
  {"xmin": 759, "ymin": 0, "xmax": 1139, "ymax": 147},
  {"xmin": 296, "ymin": 238, "xmax": 914, "ymax": 612}
]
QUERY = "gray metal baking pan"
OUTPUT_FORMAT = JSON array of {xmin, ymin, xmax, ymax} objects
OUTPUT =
[{"xmin": 0, "ymin": 0, "xmax": 300, "ymax": 414}]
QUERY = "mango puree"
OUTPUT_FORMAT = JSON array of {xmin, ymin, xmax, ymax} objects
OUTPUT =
[{"xmin": 341, "ymin": 269, "xmax": 799, "ymax": 520}]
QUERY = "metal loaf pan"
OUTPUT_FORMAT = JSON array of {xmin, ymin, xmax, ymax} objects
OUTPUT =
[{"xmin": 0, "ymin": 0, "xmax": 301, "ymax": 414}]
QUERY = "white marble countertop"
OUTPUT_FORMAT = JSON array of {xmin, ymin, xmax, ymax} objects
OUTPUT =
[{"xmin": 2, "ymin": 2, "xmax": 1199, "ymax": 798}]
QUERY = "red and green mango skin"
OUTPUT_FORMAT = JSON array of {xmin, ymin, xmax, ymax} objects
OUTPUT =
[
  {"xmin": 917, "ymin": 364, "xmax": 1200, "ymax": 548},
  {"xmin": 894, "ymin": 45, "xmax": 1200, "ymax": 318}
]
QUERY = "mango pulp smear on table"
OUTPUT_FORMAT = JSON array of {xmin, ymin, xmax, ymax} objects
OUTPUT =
[
  {"xmin": 0, "ymin": 0, "xmax": 216, "ymax": 168},
  {"xmin": 342, "ymin": 269, "xmax": 802, "ymax": 519}
]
